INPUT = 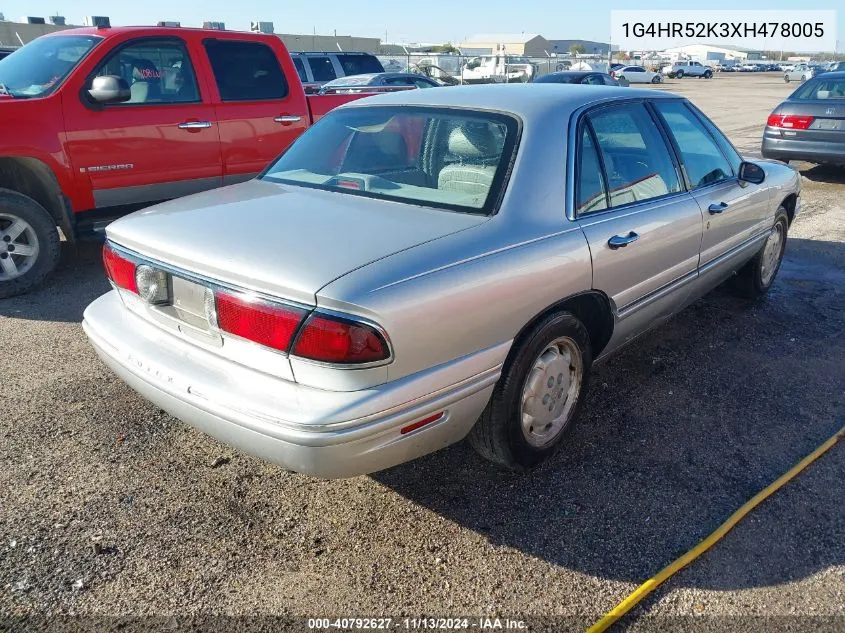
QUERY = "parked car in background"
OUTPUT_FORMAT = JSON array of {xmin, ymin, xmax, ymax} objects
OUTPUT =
[
  {"xmin": 0, "ymin": 26, "xmax": 374, "ymax": 298},
  {"xmin": 740, "ymin": 63, "xmax": 761, "ymax": 72},
  {"xmin": 319, "ymin": 72, "xmax": 440, "ymax": 93},
  {"xmin": 612, "ymin": 65, "xmax": 662, "ymax": 84},
  {"xmin": 762, "ymin": 71, "xmax": 845, "ymax": 165},
  {"xmin": 83, "ymin": 85, "xmax": 798, "ymax": 478},
  {"xmin": 291, "ymin": 51, "xmax": 385, "ymax": 92},
  {"xmin": 662, "ymin": 60, "xmax": 713, "ymax": 79},
  {"xmin": 533, "ymin": 71, "xmax": 623, "ymax": 86},
  {"xmin": 784, "ymin": 64, "xmax": 814, "ymax": 82}
]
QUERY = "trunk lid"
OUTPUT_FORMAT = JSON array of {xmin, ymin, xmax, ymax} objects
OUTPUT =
[
  {"xmin": 106, "ymin": 179, "xmax": 487, "ymax": 305},
  {"xmin": 772, "ymin": 100, "xmax": 845, "ymax": 142}
]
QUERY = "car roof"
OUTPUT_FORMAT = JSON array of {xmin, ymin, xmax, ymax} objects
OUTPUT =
[
  {"xmin": 343, "ymin": 83, "xmax": 680, "ymax": 118},
  {"xmin": 813, "ymin": 70, "xmax": 845, "ymax": 78}
]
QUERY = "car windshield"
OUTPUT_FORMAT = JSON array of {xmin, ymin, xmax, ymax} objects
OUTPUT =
[
  {"xmin": 261, "ymin": 106, "xmax": 518, "ymax": 215},
  {"xmin": 792, "ymin": 77, "xmax": 845, "ymax": 100},
  {"xmin": 0, "ymin": 35, "xmax": 101, "ymax": 98}
]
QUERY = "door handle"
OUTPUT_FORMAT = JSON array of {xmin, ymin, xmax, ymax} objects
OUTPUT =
[
  {"xmin": 607, "ymin": 231, "xmax": 639, "ymax": 249},
  {"xmin": 708, "ymin": 202, "xmax": 729, "ymax": 214},
  {"xmin": 274, "ymin": 115, "xmax": 302, "ymax": 124},
  {"xmin": 177, "ymin": 121, "xmax": 212, "ymax": 129}
]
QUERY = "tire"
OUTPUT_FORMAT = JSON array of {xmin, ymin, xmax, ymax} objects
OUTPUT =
[
  {"xmin": 731, "ymin": 208, "xmax": 788, "ymax": 299},
  {"xmin": 703, "ymin": 70, "xmax": 713, "ymax": 79},
  {"xmin": 0, "ymin": 189, "xmax": 61, "ymax": 299},
  {"xmin": 468, "ymin": 312, "xmax": 592, "ymax": 471},
  {"xmin": 651, "ymin": 75, "xmax": 661, "ymax": 84},
  {"xmin": 675, "ymin": 70, "xmax": 684, "ymax": 79},
  {"xmin": 784, "ymin": 75, "xmax": 790, "ymax": 82}
]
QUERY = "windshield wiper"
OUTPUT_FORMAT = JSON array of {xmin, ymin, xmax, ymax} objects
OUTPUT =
[{"xmin": 0, "ymin": 83, "xmax": 15, "ymax": 97}]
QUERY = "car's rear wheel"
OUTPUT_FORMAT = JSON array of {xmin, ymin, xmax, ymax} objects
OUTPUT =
[
  {"xmin": 731, "ymin": 209, "xmax": 788, "ymax": 298},
  {"xmin": 651, "ymin": 75, "xmax": 661, "ymax": 84},
  {"xmin": 0, "ymin": 189, "xmax": 61, "ymax": 299},
  {"xmin": 784, "ymin": 75, "xmax": 790, "ymax": 82},
  {"xmin": 703, "ymin": 70, "xmax": 713, "ymax": 79},
  {"xmin": 468, "ymin": 312, "xmax": 592, "ymax": 471}
]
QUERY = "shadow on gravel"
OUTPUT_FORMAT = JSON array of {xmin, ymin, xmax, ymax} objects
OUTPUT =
[
  {"xmin": 373, "ymin": 237, "xmax": 845, "ymax": 590},
  {"xmin": 799, "ymin": 164, "xmax": 845, "ymax": 184},
  {"xmin": 0, "ymin": 241, "xmax": 108, "ymax": 323}
]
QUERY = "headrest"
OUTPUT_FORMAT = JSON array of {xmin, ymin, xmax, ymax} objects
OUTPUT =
[{"xmin": 448, "ymin": 124, "xmax": 499, "ymax": 158}]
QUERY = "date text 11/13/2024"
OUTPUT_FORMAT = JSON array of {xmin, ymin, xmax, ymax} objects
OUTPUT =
[{"xmin": 307, "ymin": 618, "xmax": 528, "ymax": 630}]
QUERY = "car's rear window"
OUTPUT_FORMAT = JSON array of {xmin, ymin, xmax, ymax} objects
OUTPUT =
[
  {"xmin": 791, "ymin": 77, "xmax": 845, "ymax": 100},
  {"xmin": 336, "ymin": 54, "xmax": 383, "ymax": 76},
  {"xmin": 261, "ymin": 106, "xmax": 519, "ymax": 215}
]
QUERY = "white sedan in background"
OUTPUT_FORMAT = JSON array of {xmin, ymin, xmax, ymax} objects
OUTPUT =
[
  {"xmin": 784, "ymin": 64, "xmax": 814, "ymax": 82},
  {"xmin": 613, "ymin": 65, "xmax": 662, "ymax": 84}
]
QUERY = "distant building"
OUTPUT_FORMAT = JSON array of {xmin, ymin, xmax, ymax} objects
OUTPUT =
[
  {"xmin": 661, "ymin": 44, "xmax": 748, "ymax": 61},
  {"xmin": 548, "ymin": 39, "xmax": 613, "ymax": 55},
  {"xmin": 278, "ymin": 33, "xmax": 381, "ymax": 54},
  {"xmin": 458, "ymin": 33, "xmax": 550, "ymax": 57}
]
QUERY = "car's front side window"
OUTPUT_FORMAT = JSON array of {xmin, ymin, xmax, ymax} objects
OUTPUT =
[
  {"xmin": 653, "ymin": 100, "xmax": 734, "ymax": 189},
  {"xmin": 585, "ymin": 102, "xmax": 681, "ymax": 209}
]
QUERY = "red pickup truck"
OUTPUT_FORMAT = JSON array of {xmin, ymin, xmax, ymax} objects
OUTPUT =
[{"xmin": 0, "ymin": 26, "xmax": 368, "ymax": 298}]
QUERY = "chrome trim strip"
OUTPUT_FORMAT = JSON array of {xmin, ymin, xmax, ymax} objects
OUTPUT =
[
  {"xmin": 699, "ymin": 230, "xmax": 768, "ymax": 275},
  {"xmin": 93, "ymin": 176, "xmax": 222, "ymax": 208},
  {"xmin": 617, "ymin": 269, "xmax": 698, "ymax": 320}
]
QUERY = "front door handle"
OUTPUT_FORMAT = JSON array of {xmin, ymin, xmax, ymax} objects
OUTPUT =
[
  {"xmin": 177, "ymin": 121, "xmax": 212, "ymax": 130},
  {"xmin": 608, "ymin": 231, "xmax": 639, "ymax": 249},
  {"xmin": 708, "ymin": 202, "xmax": 729, "ymax": 214},
  {"xmin": 274, "ymin": 115, "xmax": 302, "ymax": 124}
]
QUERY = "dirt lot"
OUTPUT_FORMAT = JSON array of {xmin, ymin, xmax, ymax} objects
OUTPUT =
[{"xmin": 1, "ymin": 73, "xmax": 844, "ymax": 631}]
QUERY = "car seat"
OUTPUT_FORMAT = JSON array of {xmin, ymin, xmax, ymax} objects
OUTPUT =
[
  {"xmin": 129, "ymin": 58, "xmax": 163, "ymax": 103},
  {"xmin": 437, "ymin": 124, "xmax": 501, "ymax": 196}
]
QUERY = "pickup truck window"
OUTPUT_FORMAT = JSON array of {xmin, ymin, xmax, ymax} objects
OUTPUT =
[
  {"xmin": 91, "ymin": 38, "xmax": 199, "ymax": 104},
  {"xmin": 261, "ymin": 106, "xmax": 518, "ymax": 215},
  {"xmin": 336, "ymin": 54, "xmax": 383, "ymax": 76},
  {"xmin": 308, "ymin": 56, "xmax": 337, "ymax": 82},
  {"xmin": 204, "ymin": 40, "xmax": 289, "ymax": 102},
  {"xmin": 0, "ymin": 34, "xmax": 100, "ymax": 98}
]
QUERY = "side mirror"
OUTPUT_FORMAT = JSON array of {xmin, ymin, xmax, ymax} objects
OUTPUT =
[
  {"xmin": 88, "ymin": 75, "xmax": 131, "ymax": 103},
  {"xmin": 738, "ymin": 161, "xmax": 766, "ymax": 185}
]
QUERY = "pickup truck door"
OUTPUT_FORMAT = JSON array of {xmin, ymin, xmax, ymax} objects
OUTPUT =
[
  {"xmin": 63, "ymin": 35, "xmax": 223, "ymax": 210},
  {"xmin": 652, "ymin": 100, "xmax": 770, "ymax": 288},
  {"xmin": 573, "ymin": 102, "xmax": 703, "ymax": 354},
  {"xmin": 201, "ymin": 37, "xmax": 310, "ymax": 184}
]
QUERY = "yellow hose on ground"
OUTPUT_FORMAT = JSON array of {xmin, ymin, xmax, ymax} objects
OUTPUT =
[{"xmin": 586, "ymin": 424, "xmax": 845, "ymax": 633}]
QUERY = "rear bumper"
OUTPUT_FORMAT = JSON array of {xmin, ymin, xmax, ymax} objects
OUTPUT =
[
  {"xmin": 83, "ymin": 292, "xmax": 504, "ymax": 478},
  {"xmin": 761, "ymin": 134, "xmax": 845, "ymax": 164}
]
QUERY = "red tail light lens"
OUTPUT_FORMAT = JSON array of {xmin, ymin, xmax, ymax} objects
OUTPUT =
[
  {"xmin": 103, "ymin": 244, "xmax": 138, "ymax": 294},
  {"xmin": 215, "ymin": 292, "xmax": 306, "ymax": 353},
  {"xmin": 292, "ymin": 313, "xmax": 390, "ymax": 364},
  {"xmin": 767, "ymin": 114, "xmax": 815, "ymax": 130}
]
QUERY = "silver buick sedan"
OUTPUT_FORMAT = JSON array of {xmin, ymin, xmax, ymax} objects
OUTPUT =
[{"xmin": 83, "ymin": 85, "xmax": 800, "ymax": 478}]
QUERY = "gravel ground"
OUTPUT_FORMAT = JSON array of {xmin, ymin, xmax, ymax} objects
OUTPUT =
[{"xmin": 1, "ymin": 74, "xmax": 843, "ymax": 632}]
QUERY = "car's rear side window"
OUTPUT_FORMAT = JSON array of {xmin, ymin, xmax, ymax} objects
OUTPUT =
[
  {"xmin": 336, "ymin": 54, "xmax": 383, "ymax": 76},
  {"xmin": 307, "ymin": 56, "xmax": 337, "ymax": 82},
  {"xmin": 792, "ymin": 77, "xmax": 845, "ymax": 100},
  {"xmin": 203, "ymin": 39, "xmax": 288, "ymax": 101},
  {"xmin": 585, "ymin": 103, "xmax": 681, "ymax": 209}
]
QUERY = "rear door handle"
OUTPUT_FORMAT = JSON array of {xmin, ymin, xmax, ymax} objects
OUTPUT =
[
  {"xmin": 607, "ymin": 231, "xmax": 639, "ymax": 249},
  {"xmin": 177, "ymin": 121, "xmax": 212, "ymax": 129},
  {"xmin": 274, "ymin": 115, "xmax": 302, "ymax": 124},
  {"xmin": 708, "ymin": 202, "xmax": 729, "ymax": 214}
]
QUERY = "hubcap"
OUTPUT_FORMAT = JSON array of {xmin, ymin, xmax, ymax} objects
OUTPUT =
[
  {"xmin": 760, "ymin": 223, "xmax": 784, "ymax": 286},
  {"xmin": 0, "ymin": 213, "xmax": 40, "ymax": 281},
  {"xmin": 520, "ymin": 336, "xmax": 583, "ymax": 449}
]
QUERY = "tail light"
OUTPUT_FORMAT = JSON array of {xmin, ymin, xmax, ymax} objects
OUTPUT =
[
  {"xmin": 103, "ymin": 244, "xmax": 138, "ymax": 294},
  {"xmin": 767, "ymin": 114, "xmax": 815, "ymax": 129},
  {"xmin": 292, "ymin": 313, "xmax": 390, "ymax": 364},
  {"xmin": 215, "ymin": 292, "xmax": 306, "ymax": 353}
]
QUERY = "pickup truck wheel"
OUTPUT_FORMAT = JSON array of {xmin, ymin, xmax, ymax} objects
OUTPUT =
[
  {"xmin": 731, "ymin": 209, "xmax": 788, "ymax": 299},
  {"xmin": 704, "ymin": 70, "xmax": 713, "ymax": 79},
  {"xmin": 0, "ymin": 190, "xmax": 61, "ymax": 299},
  {"xmin": 468, "ymin": 312, "xmax": 592, "ymax": 471},
  {"xmin": 675, "ymin": 70, "xmax": 684, "ymax": 79}
]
